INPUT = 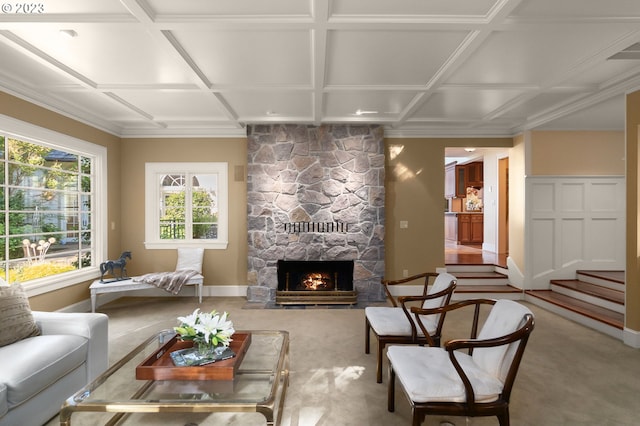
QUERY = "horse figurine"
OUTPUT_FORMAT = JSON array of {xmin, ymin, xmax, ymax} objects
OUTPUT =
[{"xmin": 99, "ymin": 251, "xmax": 132, "ymax": 282}]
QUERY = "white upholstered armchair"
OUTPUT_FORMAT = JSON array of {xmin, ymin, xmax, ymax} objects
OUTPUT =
[
  {"xmin": 365, "ymin": 272, "xmax": 457, "ymax": 383},
  {"xmin": 387, "ymin": 298, "xmax": 535, "ymax": 426}
]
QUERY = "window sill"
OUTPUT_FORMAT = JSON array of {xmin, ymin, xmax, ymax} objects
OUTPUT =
[
  {"xmin": 24, "ymin": 268, "xmax": 100, "ymax": 297},
  {"xmin": 144, "ymin": 240, "xmax": 229, "ymax": 250}
]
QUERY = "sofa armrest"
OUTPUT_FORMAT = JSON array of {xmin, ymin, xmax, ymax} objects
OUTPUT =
[{"xmin": 32, "ymin": 311, "xmax": 109, "ymax": 382}]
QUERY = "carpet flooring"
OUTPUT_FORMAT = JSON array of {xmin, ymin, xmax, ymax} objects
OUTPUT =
[{"xmin": 46, "ymin": 296, "xmax": 640, "ymax": 425}]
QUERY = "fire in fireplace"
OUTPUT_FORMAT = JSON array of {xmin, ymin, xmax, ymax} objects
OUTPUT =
[
  {"xmin": 300, "ymin": 272, "xmax": 334, "ymax": 291},
  {"xmin": 276, "ymin": 260, "xmax": 357, "ymax": 305}
]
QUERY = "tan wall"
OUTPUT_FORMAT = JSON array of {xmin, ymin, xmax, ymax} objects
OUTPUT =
[
  {"xmin": 384, "ymin": 137, "xmax": 512, "ymax": 279},
  {"xmin": 0, "ymin": 92, "xmax": 121, "ymax": 311},
  {"xmin": 530, "ymin": 131, "xmax": 625, "ymax": 176},
  {"xmin": 626, "ymin": 91, "xmax": 640, "ymax": 330},
  {"xmin": 119, "ymin": 138, "xmax": 248, "ymax": 286},
  {"xmin": 0, "ymin": 92, "xmax": 518, "ymax": 308}
]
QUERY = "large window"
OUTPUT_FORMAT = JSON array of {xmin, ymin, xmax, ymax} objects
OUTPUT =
[
  {"xmin": 0, "ymin": 116, "xmax": 106, "ymax": 294},
  {"xmin": 145, "ymin": 163, "xmax": 228, "ymax": 249}
]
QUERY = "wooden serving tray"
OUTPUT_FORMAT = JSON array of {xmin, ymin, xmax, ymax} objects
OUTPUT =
[{"xmin": 136, "ymin": 332, "xmax": 251, "ymax": 381}]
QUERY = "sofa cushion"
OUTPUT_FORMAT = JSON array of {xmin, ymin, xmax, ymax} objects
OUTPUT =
[
  {"xmin": 0, "ymin": 334, "xmax": 87, "ymax": 408},
  {"xmin": 0, "ymin": 284, "xmax": 40, "ymax": 347}
]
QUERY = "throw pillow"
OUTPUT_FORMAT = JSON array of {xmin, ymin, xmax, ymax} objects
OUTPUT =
[{"xmin": 0, "ymin": 284, "xmax": 41, "ymax": 347}]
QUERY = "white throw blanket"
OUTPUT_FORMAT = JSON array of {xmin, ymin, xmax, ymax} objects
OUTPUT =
[{"xmin": 133, "ymin": 269, "xmax": 199, "ymax": 295}]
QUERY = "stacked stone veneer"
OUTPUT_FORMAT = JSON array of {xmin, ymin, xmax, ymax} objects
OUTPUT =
[{"xmin": 246, "ymin": 124, "xmax": 386, "ymax": 304}]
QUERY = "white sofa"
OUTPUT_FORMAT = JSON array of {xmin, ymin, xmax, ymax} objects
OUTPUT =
[{"xmin": 0, "ymin": 311, "xmax": 108, "ymax": 426}]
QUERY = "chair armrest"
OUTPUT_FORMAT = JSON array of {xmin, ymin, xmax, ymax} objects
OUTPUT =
[
  {"xmin": 411, "ymin": 298, "xmax": 495, "ymax": 347},
  {"xmin": 33, "ymin": 311, "xmax": 109, "ymax": 382},
  {"xmin": 381, "ymin": 272, "xmax": 438, "ymax": 307},
  {"xmin": 443, "ymin": 313, "xmax": 535, "ymax": 407}
]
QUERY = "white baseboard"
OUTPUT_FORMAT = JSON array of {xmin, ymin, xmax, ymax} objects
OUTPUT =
[
  {"xmin": 203, "ymin": 285, "xmax": 248, "ymax": 297},
  {"xmin": 623, "ymin": 327, "xmax": 640, "ymax": 348},
  {"xmin": 63, "ymin": 285, "xmax": 250, "ymax": 312}
]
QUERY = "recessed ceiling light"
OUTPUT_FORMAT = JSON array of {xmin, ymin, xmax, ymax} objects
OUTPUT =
[
  {"xmin": 59, "ymin": 29, "xmax": 78, "ymax": 39},
  {"xmin": 464, "ymin": 148, "xmax": 476, "ymax": 152}
]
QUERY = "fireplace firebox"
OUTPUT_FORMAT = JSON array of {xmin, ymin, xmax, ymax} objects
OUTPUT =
[{"xmin": 276, "ymin": 260, "xmax": 357, "ymax": 305}]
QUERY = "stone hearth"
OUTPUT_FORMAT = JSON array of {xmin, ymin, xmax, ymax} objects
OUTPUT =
[{"xmin": 246, "ymin": 124, "xmax": 385, "ymax": 304}]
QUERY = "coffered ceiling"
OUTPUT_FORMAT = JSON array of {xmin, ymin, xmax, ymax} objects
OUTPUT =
[{"xmin": 1, "ymin": 0, "xmax": 640, "ymax": 138}]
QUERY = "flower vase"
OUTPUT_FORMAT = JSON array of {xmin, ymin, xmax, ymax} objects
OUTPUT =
[{"xmin": 196, "ymin": 341, "xmax": 226, "ymax": 358}]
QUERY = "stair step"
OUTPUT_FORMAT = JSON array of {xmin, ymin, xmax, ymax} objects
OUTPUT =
[
  {"xmin": 451, "ymin": 271, "xmax": 507, "ymax": 279},
  {"xmin": 456, "ymin": 284, "xmax": 521, "ymax": 293},
  {"xmin": 576, "ymin": 270, "xmax": 624, "ymax": 284},
  {"xmin": 526, "ymin": 290, "xmax": 623, "ymax": 330},
  {"xmin": 576, "ymin": 270, "xmax": 625, "ymax": 291},
  {"xmin": 451, "ymin": 271, "xmax": 509, "ymax": 286},
  {"xmin": 550, "ymin": 279, "xmax": 624, "ymax": 305},
  {"xmin": 445, "ymin": 264, "xmax": 499, "ymax": 273}
]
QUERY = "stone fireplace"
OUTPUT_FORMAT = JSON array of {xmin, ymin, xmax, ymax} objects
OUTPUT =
[{"xmin": 246, "ymin": 124, "xmax": 385, "ymax": 305}]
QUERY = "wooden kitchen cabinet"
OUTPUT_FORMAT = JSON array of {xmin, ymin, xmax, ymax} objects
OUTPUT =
[
  {"xmin": 455, "ymin": 165, "xmax": 467, "ymax": 197},
  {"xmin": 466, "ymin": 162, "xmax": 483, "ymax": 187},
  {"xmin": 453, "ymin": 162, "xmax": 483, "ymax": 197},
  {"xmin": 452, "ymin": 161, "xmax": 484, "ymax": 198},
  {"xmin": 445, "ymin": 213, "xmax": 483, "ymax": 245},
  {"xmin": 469, "ymin": 214, "xmax": 484, "ymax": 243}
]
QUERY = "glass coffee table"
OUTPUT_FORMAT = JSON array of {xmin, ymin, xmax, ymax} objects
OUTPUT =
[{"xmin": 60, "ymin": 330, "xmax": 289, "ymax": 426}]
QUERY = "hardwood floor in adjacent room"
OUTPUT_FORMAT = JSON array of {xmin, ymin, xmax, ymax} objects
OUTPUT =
[{"xmin": 445, "ymin": 240, "xmax": 507, "ymax": 267}]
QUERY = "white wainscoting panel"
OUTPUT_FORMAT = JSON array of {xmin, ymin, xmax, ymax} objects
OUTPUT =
[{"xmin": 525, "ymin": 176, "xmax": 625, "ymax": 289}]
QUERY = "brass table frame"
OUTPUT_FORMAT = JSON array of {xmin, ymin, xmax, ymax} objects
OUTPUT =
[{"xmin": 60, "ymin": 330, "xmax": 290, "ymax": 426}]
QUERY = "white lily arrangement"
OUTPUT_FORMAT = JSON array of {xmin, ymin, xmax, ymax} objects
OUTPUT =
[{"xmin": 174, "ymin": 308, "xmax": 235, "ymax": 348}]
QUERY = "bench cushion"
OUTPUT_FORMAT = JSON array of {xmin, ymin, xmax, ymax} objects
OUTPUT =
[{"xmin": 0, "ymin": 334, "xmax": 87, "ymax": 408}]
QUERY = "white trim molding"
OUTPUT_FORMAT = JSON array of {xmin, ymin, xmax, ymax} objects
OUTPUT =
[{"xmin": 524, "ymin": 175, "xmax": 625, "ymax": 290}]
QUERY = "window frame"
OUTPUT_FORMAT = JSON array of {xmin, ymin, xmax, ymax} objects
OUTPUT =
[
  {"xmin": 144, "ymin": 162, "xmax": 228, "ymax": 250},
  {"xmin": 0, "ymin": 114, "xmax": 107, "ymax": 297}
]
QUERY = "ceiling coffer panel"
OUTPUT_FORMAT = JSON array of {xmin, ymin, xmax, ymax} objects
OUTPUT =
[{"xmin": 0, "ymin": 0, "xmax": 637, "ymax": 137}]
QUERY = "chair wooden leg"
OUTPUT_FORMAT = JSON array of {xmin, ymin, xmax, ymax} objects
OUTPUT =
[
  {"xmin": 497, "ymin": 409, "xmax": 510, "ymax": 426},
  {"xmin": 387, "ymin": 364, "xmax": 396, "ymax": 412},
  {"xmin": 365, "ymin": 319, "xmax": 370, "ymax": 354},
  {"xmin": 376, "ymin": 340, "xmax": 384, "ymax": 383},
  {"xmin": 412, "ymin": 410, "xmax": 422, "ymax": 426}
]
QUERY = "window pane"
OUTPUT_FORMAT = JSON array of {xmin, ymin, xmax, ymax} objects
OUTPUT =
[
  {"xmin": 8, "ymin": 138, "xmax": 51, "ymax": 165},
  {"xmin": 81, "ymin": 176, "xmax": 91, "ymax": 193},
  {"xmin": 1, "ymin": 134, "xmax": 96, "ymax": 282},
  {"xmin": 192, "ymin": 223, "xmax": 218, "ymax": 239},
  {"xmin": 192, "ymin": 174, "xmax": 218, "ymax": 240},
  {"xmin": 160, "ymin": 220, "xmax": 186, "ymax": 239},
  {"xmin": 160, "ymin": 173, "xmax": 186, "ymax": 240},
  {"xmin": 81, "ymin": 212, "xmax": 91, "ymax": 230},
  {"xmin": 81, "ymin": 156, "xmax": 91, "ymax": 174}
]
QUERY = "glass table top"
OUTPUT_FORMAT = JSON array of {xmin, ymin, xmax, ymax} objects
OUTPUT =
[{"xmin": 60, "ymin": 330, "xmax": 289, "ymax": 426}]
